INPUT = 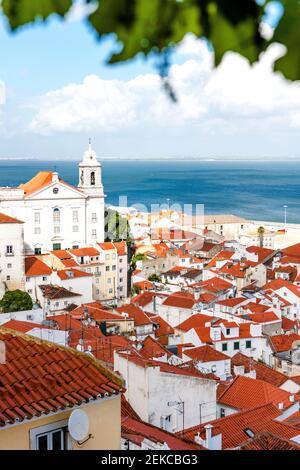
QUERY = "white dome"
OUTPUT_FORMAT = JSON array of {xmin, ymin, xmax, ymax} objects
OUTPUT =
[{"xmin": 80, "ymin": 140, "xmax": 100, "ymax": 167}]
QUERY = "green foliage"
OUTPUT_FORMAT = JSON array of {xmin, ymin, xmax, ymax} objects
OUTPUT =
[
  {"xmin": 2, "ymin": 0, "xmax": 72, "ymax": 30},
  {"xmin": 131, "ymin": 284, "xmax": 141, "ymax": 296},
  {"xmin": 2, "ymin": 0, "xmax": 300, "ymax": 81},
  {"xmin": 148, "ymin": 274, "xmax": 161, "ymax": 282},
  {"xmin": 0, "ymin": 289, "xmax": 33, "ymax": 313},
  {"xmin": 105, "ymin": 208, "xmax": 132, "ymax": 242}
]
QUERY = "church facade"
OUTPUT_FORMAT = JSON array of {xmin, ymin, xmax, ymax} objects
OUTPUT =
[{"xmin": 0, "ymin": 143, "xmax": 105, "ymax": 254}]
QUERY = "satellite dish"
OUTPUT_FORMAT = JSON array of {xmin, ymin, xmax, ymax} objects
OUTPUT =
[{"xmin": 68, "ymin": 409, "xmax": 89, "ymax": 441}]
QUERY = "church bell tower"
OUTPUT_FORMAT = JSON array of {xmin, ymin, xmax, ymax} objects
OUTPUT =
[{"xmin": 78, "ymin": 139, "xmax": 104, "ymax": 197}]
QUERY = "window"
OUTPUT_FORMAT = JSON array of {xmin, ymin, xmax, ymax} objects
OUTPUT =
[
  {"xmin": 42, "ymin": 277, "xmax": 47, "ymax": 282},
  {"xmin": 7, "ymin": 264, "xmax": 11, "ymax": 269},
  {"xmin": 96, "ymin": 289, "xmax": 100, "ymax": 295},
  {"xmin": 72, "ymin": 210, "xmax": 78, "ymax": 223},
  {"xmin": 55, "ymin": 302, "xmax": 59, "ymax": 307},
  {"xmin": 92, "ymin": 213, "xmax": 97, "ymax": 223},
  {"xmin": 34, "ymin": 227, "xmax": 41, "ymax": 235},
  {"xmin": 234, "ymin": 341, "xmax": 240, "ymax": 350},
  {"xmin": 30, "ymin": 422, "xmax": 69, "ymax": 450},
  {"xmin": 246, "ymin": 340, "xmax": 252, "ymax": 349},
  {"xmin": 220, "ymin": 408, "xmax": 226, "ymax": 418},
  {"xmin": 53, "ymin": 208, "xmax": 60, "ymax": 223},
  {"xmin": 112, "ymin": 253, "xmax": 116, "ymax": 259},
  {"xmin": 105, "ymin": 254, "xmax": 110, "ymax": 260},
  {"xmin": 6, "ymin": 245, "xmax": 13, "ymax": 255},
  {"xmin": 53, "ymin": 243, "xmax": 61, "ymax": 251},
  {"xmin": 106, "ymin": 266, "xmax": 110, "ymax": 272},
  {"xmin": 222, "ymin": 343, "xmax": 228, "ymax": 352},
  {"xmin": 120, "ymin": 258, "xmax": 123, "ymax": 263},
  {"xmin": 54, "ymin": 226, "xmax": 60, "ymax": 234},
  {"xmin": 26, "ymin": 277, "xmax": 30, "ymax": 282},
  {"xmin": 107, "ymin": 278, "xmax": 112, "ymax": 284},
  {"xmin": 34, "ymin": 212, "xmax": 40, "ymax": 224},
  {"xmin": 90, "ymin": 171, "xmax": 95, "ymax": 186},
  {"xmin": 108, "ymin": 288, "xmax": 113, "ymax": 294},
  {"xmin": 112, "ymin": 265, "xmax": 116, "ymax": 271},
  {"xmin": 73, "ymin": 226, "xmax": 79, "ymax": 232},
  {"xmin": 92, "ymin": 229, "xmax": 97, "ymax": 239},
  {"xmin": 160, "ymin": 415, "xmax": 172, "ymax": 432},
  {"xmin": 72, "ymin": 245, "xmax": 79, "ymax": 249},
  {"xmin": 120, "ymin": 278, "xmax": 123, "ymax": 283},
  {"xmin": 120, "ymin": 268, "xmax": 123, "ymax": 273},
  {"xmin": 226, "ymin": 328, "xmax": 230, "ymax": 335},
  {"xmin": 120, "ymin": 286, "xmax": 123, "ymax": 292},
  {"xmin": 6, "ymin": 275, "xmax": 10, "ymax": 281}
]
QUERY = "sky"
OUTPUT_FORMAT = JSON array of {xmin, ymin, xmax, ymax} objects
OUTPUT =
[{"xmin": 0, "ymin": 0, "xmax": 299, "ymax": 161}]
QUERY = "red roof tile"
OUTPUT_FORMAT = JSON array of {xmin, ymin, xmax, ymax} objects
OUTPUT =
[
  {"xmin": 217, "ymin": 375, "xmax": 294, "ymax": 410},
  {"xmin": 0, "ymin": 327, "xmax": 123, "ymax": 427},
  {"xmin": 175, "ymin": 314, "xmax": 212, "ymax": 332},
  {"xmin": 0, "ymin": 212, "xmax": 23, "ymax": 224},
  {"xmin": 181, "ymin": 403, "xmax": 300, "ymax": 449},
  {"xmin": 269, "ymin": 333, "xmax": 300, "ymax": 353},
  {"xmin": 25, "ymin": 256, "xmax": 52, "ymax": 276},
  {"xmin": 116, "ymin": 304, "xmax": 153, "ymax": 327},
  {"xmin": 239, "ymin": 431, "xmax": 300, "ymax": 450},
  {"xmin": 183, "ymin": 345, "xmax": 229, "ymax": 362}
]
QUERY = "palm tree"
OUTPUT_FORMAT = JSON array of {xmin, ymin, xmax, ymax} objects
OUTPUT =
[{"xmin": 257, "ymin": 226, "xmax": 265, "ymax": 248}]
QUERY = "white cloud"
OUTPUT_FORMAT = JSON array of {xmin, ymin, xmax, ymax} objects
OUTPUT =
[
  {"xmin": 0, "ymin": 80, "xmax": 5, "ymax": 106},
  {"xmin": 29, "ymin": 34, "xmax": 300, "ymax": 135},
  {"xmin": 65, "ymin": 0, "xmax": 98, "ymax": 23}
]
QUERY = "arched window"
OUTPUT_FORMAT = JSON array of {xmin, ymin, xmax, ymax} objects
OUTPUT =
[
  {"xmin": 53, "ymin": 208, "xmax": 60, "ymax": 223},
  {"xmin": 91, "ymin": 171, "xmax": 95, "ymax": 186}
]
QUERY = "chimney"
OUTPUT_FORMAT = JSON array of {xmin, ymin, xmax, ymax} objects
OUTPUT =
[
  {"xmin": 194, "ymin": 290, "xmax": 200, "ymax": 301},
  {"xmin": 290, "ymin": 395, "xmax": 295, "ymax": 403},
  {"xmin": 278, "ymin": 402, "xmax": 284, "ymax": 410}
]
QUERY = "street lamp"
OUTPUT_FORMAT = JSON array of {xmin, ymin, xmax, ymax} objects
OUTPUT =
[{"xmin": 283, "ymin": 205, "xmax": 288, "ymax": 228}]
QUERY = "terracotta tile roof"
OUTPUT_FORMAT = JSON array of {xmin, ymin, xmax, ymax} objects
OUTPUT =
[
  {"xmin": 116, "ymin": 304, "xmax": 153, "ymax": 327},
  {"xmin": 239, "ymin": 431, "xmax": 300, "ymax": 450},
  {"xmin": 163, "ymin": 292, "xmax": 196, "ymax": 309},
  {"xmin": 217, "ymin": 375, "xmax": 294, "ymax": 410},
  {"xmin": 112, "ymin": 241, "xmax": 127, "ymax": 256},
  {"xmin": 97, "ymin": 242, "xmax": 116, "ymax": 251},
  {"xmin": 57, "ymin": 268, "xmax": 92, "ymax": 280},
  {"xmin": 139, "ymin": 336, "xmax": 172, "ymax": 360},
  {"xmin": 122, "ymin": 416, "xmax": 203, "ymax": 450},
  {"xmin": 282, "ymin": 317, "xmax": 297, "ymax": 331},
  {"xmin": 133, "ymin": 280, "xmax": 153, "ymax": 290},
  {"xmin": 132, "ymin": 291, "xmax": 156, "ymax": 308},
  {"xmin": 181, "ymin": 403, "xmax": 300, "ymax": 449},
  {"xmin": 183, "ymin": 345, "xmax": 229, "ymax": 362},
  {"xmin": 0, "ymin": 327, "xmax": 123, "ymax": 427},
  {"xmin": 231, "ymin": 353, "xmax": 290, "ymax": 388},
  {"xmin": 69, "ymin": 247, "xmax": 100, "ymax": 257},
  {"xmin": 197, "ymin": 277, "xmax": 233, "ymax": 293},
  {"xmin": 175, "ymin": 314, "xmax": 212, "ymax": 332},
  {"xmin": 51, "ymin": 250, "xmax": 73, "ymax": 259},
  {"xmin": 242, "ymin": 302, "xmax": 270, "ymax": 314},
  {"xmin": 245, "ymin": 312, "xmax": 280, "ymax": 324},
  {"xmin": 263, "ymin": 279, "xmax": 300, "ymax": 298},
  {"xmin": 19, "ymin": 171, "xmax": 53, "ymax": 195},
  {"xmin": 72, "ymin": 304, "xmax": 130, "ymax": 322},
  {"xmin": 39, "ymin": 284, "xmax": 81, "ymax": 299},
  {"xmin": 269, "ymin": 333, "xmax": 300, "ymax": 353},
  {"xmin": 282, "ymin": 243, "xmax": 300, "ymax": 259},
  {"xmin": 25, "ymin": 256, "xmax": 52, "ymax": 276},
  {"xmin": 216, "ymin": 297, "xmax": 247, "ymax": 308},
  {"xmin": 246, "ymin": 246, "xmax": 276, "ymax": 263},
  {"xmin": 1, "ymin": 320, "xmax": 45, "ymax": 333},
  {"xmin": 0, "ymin": 212, "xmax": 23, "ymax": 224},
  {"xmin": 151, "ymin": 315, "xmax": 174, "ymax": 339},
  {"xmin": 20, "ymin": 171, "xmax": 82, "ymax": 196},
  {"xmin": 121, "ymin": 395, "xmax": 141, "ymax": 420},
  {"xmin": 46, "ymin": 313, "xmax": 82, "ymax": 331}
]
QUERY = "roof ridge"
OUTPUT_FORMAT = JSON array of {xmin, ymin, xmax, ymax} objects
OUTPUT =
[{"xmin": 0, "ymin": 326, "xmax": 123, "ymax": 388}]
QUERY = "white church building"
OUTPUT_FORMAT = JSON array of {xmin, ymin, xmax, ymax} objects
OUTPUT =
[{"xmin": 0, "ymin": 142, "xmax": 105, "ymax": 254}]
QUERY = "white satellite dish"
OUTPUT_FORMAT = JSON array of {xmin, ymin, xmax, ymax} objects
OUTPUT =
[{"xmin": 68, "ymin": 409, "xmax": 89, "ymax": 442}]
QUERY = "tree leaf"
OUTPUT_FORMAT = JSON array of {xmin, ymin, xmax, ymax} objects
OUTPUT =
[
  {"xmin": 89, "ymin": 0, "xmax": 201, "ymax": 64},
  {"xmin": 272, "ymin": 0, "xmax": 300, "ymax": 81},
  {"xmin": 205, "ymin": 0, "xmax": 264, "ymax": 66},
  {"xmin": 2, "ymin": 0, "xmax": 72, "ymax": 30}
]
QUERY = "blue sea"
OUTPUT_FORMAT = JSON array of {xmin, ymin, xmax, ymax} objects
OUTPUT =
[{"xmin": 0, "ymin": 159, "xmax": 299, "ymax": 223}]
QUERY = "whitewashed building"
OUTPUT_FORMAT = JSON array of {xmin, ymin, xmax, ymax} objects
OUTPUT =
[
  {"xmin": 0, "ymin": 213, "xmax": 25, "ymax": 297},
  {"xmin": 0, "ymin": 142, "xmax": 105, "ymax": 254}
]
